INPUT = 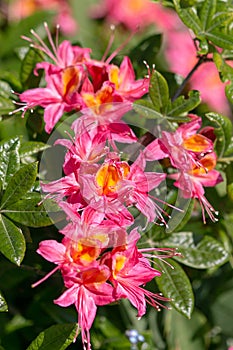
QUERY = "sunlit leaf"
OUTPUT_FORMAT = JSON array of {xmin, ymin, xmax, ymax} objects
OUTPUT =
[
  {"xmin": 0, "ymin": 214, "xmax": 25, "ymax": 265},
  {"xmin": 0, "ymin": 291, "xmax": 8, "ymax": 312},
  {"xmin": 149, "ymin": 70, "xmax": 169, "ymax": 113},
  {"xmin": 0, "ymin": 97, "xmax": 15, "ymax": 115},
  {"xmin": 26, "ymin": 323, "xmax": 79, "ymax": 350},
  {"xmin": 4, "ymin": 194, "xmax": 63, "ymax": 227},
  {"xmin": 156, "ymin": 259, "xmax": 194, "ymax": 318},
  {"xmin": 19, "ymin": 141, "xmax": 50, "ymax": 158},
  {"xmin": 20, "ymin": 48, "xmax": 43, "ymax": 89},
  {"xmin": 0, "ymin": 137, "xmax": 20, "ymax": 189},
  {"xmin": 160, "ymin": 232, "xmax": 229, "ymax": 268},
  {"xmin": 199, "ymin": 0, "xmax": 216, "ymax": 31},
  {"xmin": 167, "ymin": 90, "xmax": 201, "ymax": 117},
  {"xmin": 205, "ymin": 31, "xmax": 233, "ymax": 50},
  {"xmin": 0, "ymin": 162, "xmax": 38, "ymax": 209},
  {"xmin": 205, "ymin": 112, "xmax": 233, "ymax": 157}
]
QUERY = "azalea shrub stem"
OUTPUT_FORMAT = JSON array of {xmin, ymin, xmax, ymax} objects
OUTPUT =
[{"xmin": 172, "ymin": 55, "xmax": 212, "ymax": 101}]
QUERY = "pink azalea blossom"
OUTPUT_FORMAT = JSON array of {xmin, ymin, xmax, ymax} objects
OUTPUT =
[
  {"xmin": 144, "ymin": 115, "xmax": 223, "ymax": 222},
  {"xmin": 101, "ymin": 229, "xmax": 168, "ymax": 317},
  {"xmin": 7, "ymin": 0, "xmax": 78, "ymax": 36},
  {"xmin": 78, "ymin": 152, "xmax": 166, "ymax": 225},
  {"xmin": 55, "ymin": 121, "xmax": 109, "ymax": 175},
  {"xmin": 169, "ymin": 152, "xmax": 222, "ymax": 223},
  {"xmin": 55, "ymin": 265, "xmax": 114, "ymax": 350},
  {"xmin": 90, "ymin": 0, "xmax": 179, "ymax": 32},
  {"xmin": 19, "ymin": 66, "xmax": 85, "ymax": 133}
]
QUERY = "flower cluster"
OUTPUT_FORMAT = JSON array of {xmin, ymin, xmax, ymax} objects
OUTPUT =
[
  {"xmin": 144, "ymin": 114, "xmax": 223, "ymax": 223},
  {"xmin": 16, "ymin": 25, "xmax": 223, "ymax": 350},
  {"xmin": 15, "ymin": 23, "xmax": 149, "ymax": 133}
]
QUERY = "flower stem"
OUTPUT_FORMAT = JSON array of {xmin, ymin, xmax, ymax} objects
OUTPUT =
[{"xmin": 172, "ymin": 56, "xmax": 212, "ymax": 101}]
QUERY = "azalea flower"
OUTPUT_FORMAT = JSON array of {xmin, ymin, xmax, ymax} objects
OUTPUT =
[
  {"xmin": 90, "ymin": 0, "xmax": 179, "ymax": 32},
  {"xmin": 19, "ymin": 66, "xmax": 85, "ymax": 133},
  {"xmin": 78, "ymin": 151, "xmax": 166, "ymax": 225},
  {"xmin": 144, "ymin": 115, "xmax": 223, "ymax": 222},
  {"xmin": 101, "ymin": 229, "xmax": 169, "ymax": 317},
  {"xmin": 170, "ymin": 152, "xmax": 222, "ymax": 223},
  {"xmin": 164, "ymin": 28, "xmax": 232, "ymax": 116},
  {"xmin": 7, "ymin": 0, "xmax": 78, "ymax": 36}
]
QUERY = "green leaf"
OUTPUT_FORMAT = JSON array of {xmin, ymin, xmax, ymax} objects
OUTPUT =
[
  {"xmin": 149, "ymin": 70, "xmax": 169, "ymax": 113},
  {"xmin": 19, "ymin": 141, "xmax": 50, "ymax": 158},
  {"xmin": 225, "ymin": 163, "xmax": 233, "ymax": 201},
  {"xmin": 0, "ymin": 162, "xmax": 38, "ymax": 209},
  {"xmin": 167, "ymin": 90, "xmax": 201, "ymax": 117},
  {"xmin": 20, "ymin": 48, "xmax": 43, "ymax": 89},
  {"xmin": 0, "ymin": 81, "xmax": 13, "ymax": 98},
  {"xmin": 156, "ymin": 259, "xmax": 194, "ymax": 318},
  {"xmin": 208, "ymin": 12, "xmax": 233, "ymax": 32},
  {"xmin": 3, "ymin": 194, "xmax": 62, "ymax": 227},
  {"xmin": 26, "ymin": 323, "xmax": 79, "ymax": 350},
  {"xmin": 0, "ymin": 137, "xmax": 20, "ymax": 189},
  {"xmin": 205, "ymin": 112, "xmax": 233, "ymax": 157},
  {"xmin": 205, "ymin": 31, "xmax": 233, "ymax": 50},
  {"xmin": 166, "ymin": 199, "xmax": 194, "ymax": 234},
  {"xmin": 0, "ymin": 214, "xmax": 25, "ymax": 265},
  {"xmin": 0, "ymin": 97, "xmax": 15, "ymax": 114},
  {"xmin": 173, "ymin": 1, "xmax": 203, "ymax": 35},
  {"xmin": 160, "ymin": 232, "xmax": 229, "ymax": 269},
  {"xmin": 225, "ymin": 82, "xmax": 233, "ymax": 105},
  {"xmin": 199, "ymin": 0, "xmax": 216, "ymax": 31},
  {"xmin": 0, "ymin": 71, "xmax": 22, "ymax": 91},
  {"xmin": 0, "ymin": 137, "xmax": 19, "ymax": 179},
  {"xmin": 133, "ymin": 102, "xmax": 164, "ymax": 120},
  {"xmin": 0, "ymin": 291, "xmax": 8, "ymax": 312},
  {"xmin": 164, "ymin": 308, "xmax": 208, "ymax": 350}
]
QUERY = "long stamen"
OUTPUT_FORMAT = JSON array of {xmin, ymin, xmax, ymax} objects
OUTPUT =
[
  {"xmin": 44, "ymin": 22, "xmax": 59, "ymax": 62},
  {"xmin": 31, "ymin": 266, "xmax": 60, "ymax": 288},
  {"xmin": 105, "ymin": 30, "xmax": 136, "ymax": 64},
  {"xmin": 101, "ymin": 25, "xmax": 116, "ymax": 62}
]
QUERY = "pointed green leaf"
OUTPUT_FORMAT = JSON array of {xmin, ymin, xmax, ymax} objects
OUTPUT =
[
  {"xmin": 205, "ymin": 112, "xmax": 233, "ymax": 157},
  {"xmin": 168, "ymin": 90, "xmax": 201, "ymax": 117},
  {"xmin": 0, "ymin": 291, "xmax": 8, "ymax": 312},
  {"xmin": 3, "ymin": 194, "xmax": 63, "ymax": 227},
  {"xmin": 208, "ymin": 12, "xmax": 233, "ymax": 32},
  {"xmin": 0, "ymin": 81, "xmax": 12, "ymax": 98},
  {"xmin": 0, "ymin": 214, "xmax": 25, "ymax": 265},
  {"xmin": 166, "ymin": 199, "xmax": 194, "ymax": 234},
  {"xmin": 205, "ymin": 31, "xmax": 233, "ymax": 50},
  {"xmin": 149, "ymin": 70, "xmax": 169, "ymax": 113},
  {"xmin": 173, "ymin": 1, "xmax": 202, "ymax": 35},
  {"xmin": 20, "ymin": 48, "xmax": 43, "ymax": 89},
  {"xmin": 0, "ymin": 96, "xmax": 15, "ymax": 115},
  {"xmin": 200, "ymin": 0, "xmax": 216, "ymax": 31},
  {"xmin": 19, "ymin": 141, "xmax": 50, "ymax": 158},
  {"xmin": 156, "ymin": 259, "xmax": 194, "ymax": 318},
  {"xmin": 26, "ymin": 323, "xmax": 79, "ymax": 350},
  {"xmin": 133, "ymin": 102, "xmax": 164, "ymax": 120},
  {"xmin": 160, "ymin": 232, "xmax": 229, "ymax": 268},
  {"xmin": 164, "ymin": 309, "xmax": 208, "ymax": 350},
  {"xmin": 0, "ymin": 137, "xmax": 20, "ymax": 189},
  {"xmin": 225, "ymin": 82, "xmax": 233, "ymax": 105},
  {"xmin": 0, "ymin": 162, "xmax": 38, "ymax": 209}
]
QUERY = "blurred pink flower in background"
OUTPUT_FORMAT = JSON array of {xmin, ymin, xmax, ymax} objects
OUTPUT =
[
  {"xmin": 164, "ymin": 28, "xmax": 232, "ymax": 116},
  {"xmin": 91, "ymin": 0, "xmax": 180, "ymax": 31},
  {"xmin": 7, "ymin": 0, "xmax": 77, "ymax": 35}
]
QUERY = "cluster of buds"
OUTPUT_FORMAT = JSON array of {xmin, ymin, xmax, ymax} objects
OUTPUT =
[{"xmin": 14, "ymin": 24, "xmax": 222, "ymax": 350}]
